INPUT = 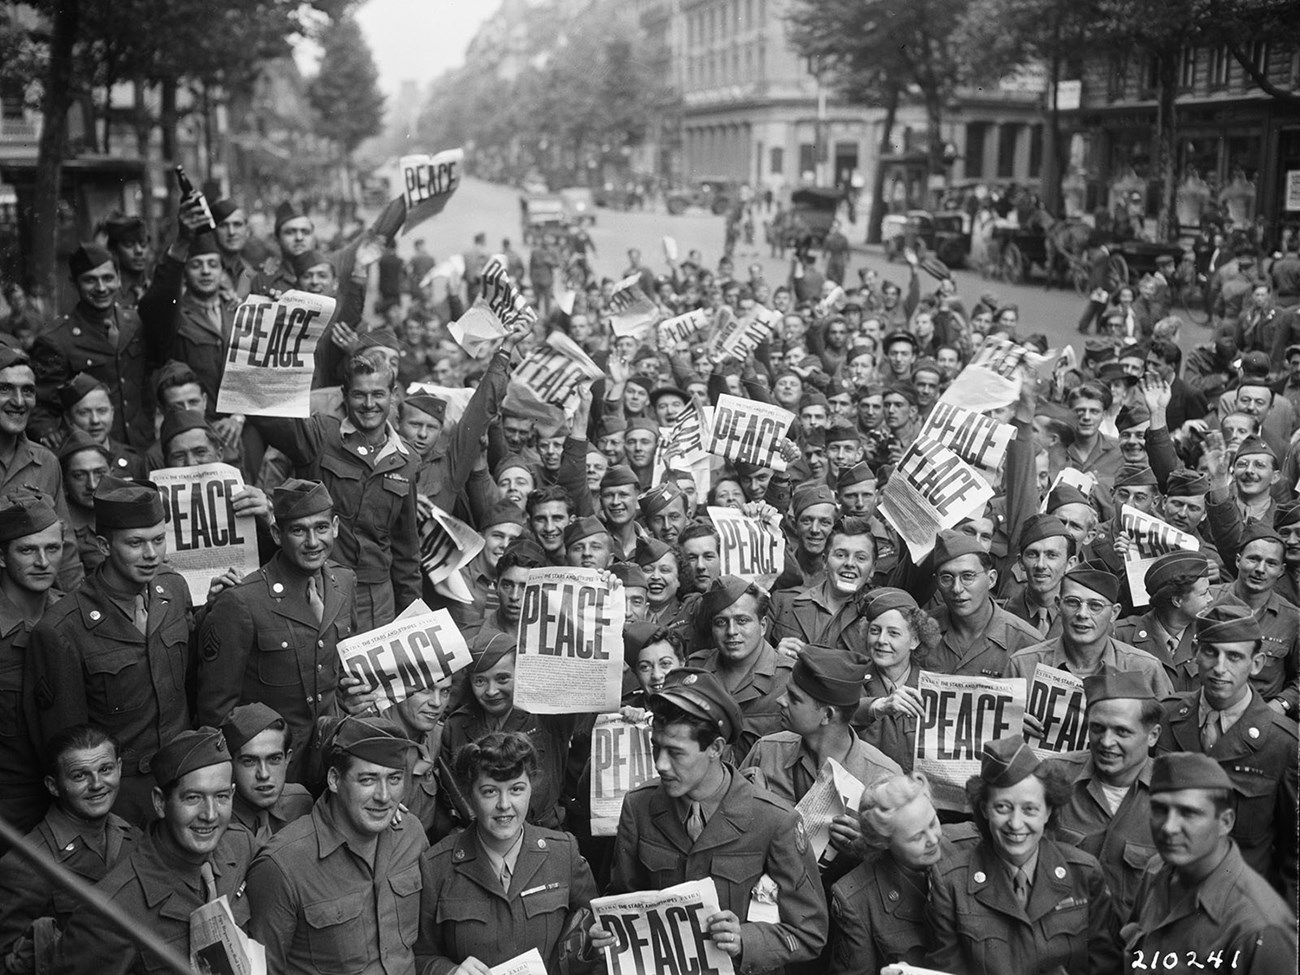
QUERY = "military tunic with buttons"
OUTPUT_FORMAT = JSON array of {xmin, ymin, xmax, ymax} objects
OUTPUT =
[
  {"xmin": 0, "ymin": 433, "xmax": 85, "ymax": 592},
  {"xmin": 246, "ymin": 796, "xmax": 428, "ymax": 975},
  {"xmin": 769, "ymin": 580, "xmax": 871, "ymax": 653},
  {"xmin": 415, "ymin": 823, "xmax": 597, "ymax": 975},
  {"xmin": 739, "ymin": 731, "xmax": 902, "ymax": 808},
  {"xmin": 686, "ymin": 643, "xmax": 795, "ymax": 759},
  {"xmin": 49, "ymin": 820, "xmax": 255, "ymax": 975},
  {"xmin": 1156, "ymin": 688, "xmax": 1299, "ymax": 905},
  {"xmin": 0, "ymin": 804, "xmax": 140, "ymax": 957},
  {"xmin": 827, "ymin": 826, "xmax": 979, "ymax": 975},
  {"xmin": 851, "ymin": 669, "xmax": 920, "ymax": 773},
  {"xmin": 196, "ymin": 554, "xmax": 357, "ymax": 783},
  {"xmin": 1209, "ymin": 584, "xmax": 1300, "ymax": 716},
  {"xmin": 252, "ymin": 414, "xmax": 421, "ymax": 628},
  {"xmin": 1114, "ymin": 611, "xmax": 1198, "ymax": 693},
  {"xmin": 29, "ymin": 302, "xmax": 155, "ymax": 449},
  {"xmin": 27, "ymin": 565, "xmax": 194, "ymax": 820},
  {"xmin": 1121, "ymin": 841, "xmax": 1298, "ymax": 975},
  {"xmin": 929, "ymin": 599, "xmax": 1044, "ymax": 678},
  {"xmin": 609, "ymin": 768, "xmax": 828, "ymax": 975},
  {"xmin": 926, "ymin": 837, "xmax": 1122, "ymax": 975},
  {"xmin": 0, "ymin": 587, "xmax": 61, "ymax": 838}
]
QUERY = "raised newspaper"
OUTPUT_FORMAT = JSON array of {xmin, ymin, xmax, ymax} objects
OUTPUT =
[
  {"xmin": 707, "ymin": 394, "xmax": 794, "ymax": 472},
  {"xmin": 877, "ymin": 438, "xmax": 995, "ymax": 561},
  {"xmin": 337, "ymin": 609, "xmax": 472, "ymax": 707},
  {"xmin": 591, "ymin": 712, "xmax": 657, "ymax": 836},
  {"xmin": 419, "ymin": 503, "xmax": 485, "ymax": 603},
  {"xmin": 515, "ymin": 566, "xmax": 625, "ymax": 714},
  {"xmin": 514, "ymin": 332, "xmax": 603, "ymax": 415},
  {"xmin": 938, "ymin": 338, "xmax": 1052, "ymax": 412},
  {"xmin": 399, "ymin": 147, "xmax": 464, "ymax": 232},
  {"xmin": 794, "ymin": 758, "xmax": 867, "ymax": 863},
  {"xmin": 707, "ymin": 505, "xmax": 784, "ymax": 588},
  {"xmin": 217, "ymin": 290, "xmax": 335, "ymax": 418},
  {"xmin": 609, "ymin": 274, "xmax": 661, "ymax": 340},
  {"xmin": 915, "ymin": 671, "xmax": 1027, "ymax": 810},
  {"xmin": 919, "ymin": 402, "xmax": 1016, "ymax": 475},
  {"xmin": 1120, "ymin": 504, "xmax": 1199, "ymax": 607},
  {"xmin": 449, "ymin": 254, "xmax": 536, "ymax": 357},
  {"xmin": 714, "ymin": 306, "xmax": 780, "ymax": 359},
  {"xmin": 153, "ymin": 463, "xmax": 258, "ymax": 603},
  {"xmin": 592, "ymin": 880, "xmax": 735, "ymax": 975},
  {"xmin": 658, "ymin": 308, "xmax": 707, "ymax": 348},
  {"xmin": 1028, "ymin": 665, "xmax": 1089, "ymax": 756}
]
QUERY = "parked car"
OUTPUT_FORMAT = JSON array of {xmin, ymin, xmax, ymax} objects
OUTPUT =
[{"xmin": 666, "ymin": 177, "xmax": 739, "ymax": 215}]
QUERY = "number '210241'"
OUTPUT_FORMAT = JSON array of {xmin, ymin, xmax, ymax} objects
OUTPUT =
[{"xmin": 1131, "ymin": 949, "xmax": 1241, "ymax": 970}]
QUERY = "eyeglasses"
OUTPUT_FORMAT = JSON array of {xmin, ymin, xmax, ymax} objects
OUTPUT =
[
  {"xmin": 1061, "ymin": 596, "xmax": 1110, "ymax": 614},
  {"xmin": 937, "ymin": 570, "xmax": 983, "ymax": 590}
]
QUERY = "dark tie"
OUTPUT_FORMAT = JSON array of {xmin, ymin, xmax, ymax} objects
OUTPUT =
[
  {"xmin": 1013, "ymin": 866, "xmax": 1030, "ymax": 908},
  {"xmin": 1201, "ymin": 712, "xmax": 1221, "ymax": 750},
  {"xmin": 106, "ymin": 314, "xmax": 120, "ymax": 349},
  {"xmin": 307, "ymin": 576, "xmax": 325, "ymax": 623},
  {"xmin": 685, "ymin": 801, "xmax": 705, "ymax": 842},
  {"xmin": 132, "ymin": 594, "xmax": 148, "ymax": 635},
  {"xmin": 499, "ymin": 858, "xmax": 512, "ymax": 893},
  {"xmin": 199, "ymin": 861, "xmax": 218, "ymax": 903}
]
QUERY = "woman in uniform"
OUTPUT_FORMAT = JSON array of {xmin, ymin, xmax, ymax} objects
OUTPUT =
[
  {"xmin": 416, "ymin": 732, "xmax": 598, "ymax": 975},
  {"xmin": 828, "ymin": 772, "xmax": 976, "ymax": 975},
  {"xmin": 852, "ymin": 588, "xmax": 940, "ymax": 771},
  {"xmin": 926, "ymin": 739, "xmax": 1121, "ymax": 974}
]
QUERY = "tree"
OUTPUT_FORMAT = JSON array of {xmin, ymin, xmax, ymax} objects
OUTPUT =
[{"xmin": 786, "ymin": 0, "xmax": 970, "ymax": 242}]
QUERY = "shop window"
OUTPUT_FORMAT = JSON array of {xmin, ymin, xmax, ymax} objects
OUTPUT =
[{"xmin": 1208, "ymin": 46, "xmax": 1230, "ymax": 87}]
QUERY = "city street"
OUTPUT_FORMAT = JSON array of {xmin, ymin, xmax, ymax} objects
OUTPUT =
[{"xmin": 406, "ymin": 176, "xmax": 1194, "ymax": 358}]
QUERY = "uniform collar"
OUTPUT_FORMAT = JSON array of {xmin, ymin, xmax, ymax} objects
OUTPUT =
[{"xmin": 339, "ymin": 416, "xmax": 409, "ymax": 460}]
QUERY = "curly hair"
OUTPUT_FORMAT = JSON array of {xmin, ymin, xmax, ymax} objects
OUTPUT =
[
  {"xmin": 858, "ymin": 772, "xmax": 935, "ymax": 852},
  {"xmin": 965, "ymin": 758, "xmax": 1074, "ymax": 844},
  {"xmin": 454, "ymin": 731, "xmax": 539, "ymax": 791}
]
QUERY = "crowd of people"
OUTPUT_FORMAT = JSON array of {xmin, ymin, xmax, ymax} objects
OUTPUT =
[{"xmin": 0, "ymin": 182, "xmax": 1296, "ymax": 975}]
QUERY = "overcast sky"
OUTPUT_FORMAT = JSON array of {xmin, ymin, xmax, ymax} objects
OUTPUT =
[{"xmin": 354, "ymin": 0, "xmax": 497, "ymax": 95}]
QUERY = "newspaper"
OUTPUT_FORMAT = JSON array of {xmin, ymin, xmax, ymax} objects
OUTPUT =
[
  {"xmin": 1038, "ymin": 468, "xmax": 1096, "ymax": 512},
  {"xmin": 153, "ymin": 463, "xmax": 258, "ymax": 603},
  {"xmin": 1028, "ymin": 665, "xmax": 1089, "ymax": 756},
  {"xmin": 714, "ymin": 306, "xmax": 780, "ymax": 359},
  {"xmin": 937, "ymin": 338, "xmax": 1054, "ymax": 412},
  {"xmin": 663, "ymin": 236, "xmax": 678, "ymax": 262},
  {"xmin": 658, "ymin": 308, "xmax": 707, "ymax": 349},
  {"xmin": 793, "ymin": 758, "xmax": 866, "ymax": 863},
  {"xmin": 877, "ymin": 438, "xmax": 995, "ymax": 561},
  {"xmin": 489, "ymin": 948, "xmax": 547, "ymax": 975},
  {"xmin": 592, "ymin": 880, "xmax": 735, "ymax": 975},
  {"xmin": 707, "ymin": 394, "xmax": 795, "ymax": 472},
  {"xmin": 337, "ymin": 609, "xmax": 472, "ymax": 707},
  {"xmin": 190, "ymin": 897, "xmax": 266, "ymax": 975},
  {"xmin": 418, "ymin": 502, "xmax": 485, "ymax": 603},
  {"xmin": 659, "ymin": 404, "xmax": 711, "ymax": 471},
  {"xmin": 449, "ymin": 254, "xmax": 536, "ymax": 357},
  {"xmin": 217, "ymin": 290, "xmax": 335, "ymax": 418},
  {"xmin": 399, "ymin": 147, "xmax": 464, "ymax": 232},
  {"xmin": 608, "ymin": 274, "xmax": 661, "ymax": 340},
  {"xmin": 1120, "ymin": 504, "xmax": 1200, "ymax": 607},
  {"xmin": 514, "ymin": 566, "xmax": 626, "ymax": 714},
  {"xmin": 914, "ymin": 671, "xmax": 1027, "ymax": 811},
  {"xmin": 918, "ymin": 402, "xmax": 1016, "ymax": 475},
  {"xmin": 814, "ymin": 285, "xmax": 845, "ymax": 320},
  {"xmin": 706, "ymin": 505, "xmax": 784, "ymax": 589},
  {"xmin": 591, "ymin": 712, "xmax": 657, "ymax": 836},
  {"xmin": 514, "ymin": 332, "xmax": 603, "ymax": 416}
]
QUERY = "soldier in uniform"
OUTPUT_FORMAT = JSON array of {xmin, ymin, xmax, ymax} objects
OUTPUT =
[
  {"xmin": 0, "ymin": 725, "xmax": 140, "ymax": 967},
  {"xmin": 927, "ymin": 528, "xmax": 1043, "ymax": 676},
  {"xmin": 1052, "ymin": 667, "xmax": 1161, "ymax": 918},
  {"xmin": 686, "ymin": 576, "xmax": 794, "ymax": 757},
  {"xmin": 1154, "ymin": 605, "xmax": 1298, "ymax": 905},
  {"xmin": 0, "ymin": 492, "xmax": 66, "ymax": 838},
  {"xmin": 246, "ymin": 716, "xmax": 427, "ymax": 975},
  {"xmin": 1003, "ymin": 513, "xmax": 1080, "ymax": 639},
  {"xmin": 221, "ymin": 702, "xmax": 312, "ymax": 846},
  {"xmin": 833, "ymin": 462, "xmax": 897, "ymax": 586},
  {"xmin": 926, "ymin": 739, "xmax": 1121, "ymax": 974},
  {"xmin": 1008, "ymin": 562, "xmax": 1174, "ymax": 705},
  {"xmin": 251, "ymin": 349, "xmax": 421, "ymax": 630},
  {"xmin": 50, "ymin": 727, "xmax": 256, "ymax": 975},
  {"xmin": 56, "ymin": 431, "xmax": 109, "ymax": 574},
  {"xmin": 769, "ymin": 517, "xmax": 877, "ymax": 654},
  {"xmin": 594, "ymin": 669, "xmax": 829, "ymax": 972},
  {"xmin": 55, "ymin": 373, "xmax": 146, "ymax": 479},
  {"xmin": 388, "ymin": 673, "xmax": 456, "ymax": 838},
  {"xmin": 1121, "ymin": 752, "xmax": 1297, "ymax": 974},
  {"xmin": 1113, "ymin": 551, "xmax": 1215, "ymax": 692},
  {"xmin": 0, "ymin": 347, "xmax": 83, "ymax": 591},
  {"xmin": 196, "ymin": 479, "xmax": 358, "ymax": 783},
  {"xmin": 29, "ymin": 477, "xmax": 193, "ymax": 824}
]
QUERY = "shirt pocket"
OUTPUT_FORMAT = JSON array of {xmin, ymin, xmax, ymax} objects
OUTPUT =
[
  {"xmin": 318, "ymin": 455, "xmax": 362, "ymax": 520},
  {"xmin": 159, "ymin": 617, "xmax": 190, "ymax": 690},
  {"xmin": 1230, "ymin": 770, "xmax": 1277, "ymax": 847},
  {"xmin": 303, "ymin": 892, "xmax": 369, "ymax": 975},
  {"xmin": 711, "ymin": 852, "xmax": 765, "ymax": 914},
  {"xmin": 0, "ymin": 688, "xmax": 20, "ymax": 738},
  {"xmin": 1121, "ymin": 841, "xmax": 1157, "ymax": 873},
  {"xmin": 255, "ymin": 629, "xmax": 300, "ymax": 688},
  {"xmin": 84, "ymin": 648, "xmax": 149, "ymax": 714},
  {"xmin": 954, "ymin": 909, "xmax": 1012, "ymax": 971},
  {"xmin": 389, "ymin": 863, "xmax": 423, "ymax": 948},
  {"xmin": 637, "ymin": 839, "xmax": 682, "ymax": 889}
]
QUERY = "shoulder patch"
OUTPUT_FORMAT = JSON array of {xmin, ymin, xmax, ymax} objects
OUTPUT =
[
  {"xmin": 201, "ymin": 626, "xmax": 221, "ymax": 662},
  {"xmin": 795, "ymin": 817, "xmax": 808, "ymax": 855}
]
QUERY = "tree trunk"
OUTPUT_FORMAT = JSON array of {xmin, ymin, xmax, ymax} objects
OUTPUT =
[
  {"xmin": 159, "ymin": 78, "xmax": 179, "ymax": 229},
  {"xmin": 30, "ymin": 0, "xmax": 81, "ymax": 298},
  {"xmin": 132, "ymin": 78, "xmax": 156, "ymax": 235},
  {"xmin": 1041, "ymin": 40, "xmax": 1064, "ymax": 217},
  {"xmin": 866, "ymin": 84, "xmax": 900, "ymax": 245},
  {"xmin": 924, "ymin": 89, "xmax": 945, "ymax": 209},
  {"xmin": 1154, "ymin": 51, "xmax": 1178, "ymax": 241}
]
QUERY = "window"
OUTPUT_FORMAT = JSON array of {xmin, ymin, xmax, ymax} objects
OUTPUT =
[
  {"xmin": 770, "ymin": 146, "xmax": 784, "ymax": 174},
  {"xmin": 965, "ymin": 122, "xmax": 987, "ymax": 178},
  {"xmin": 798, "ymin": 143, "xmax": 816, "ymax": 177},
  {"xmin": 1246, "ymin": 41, "xmax": 1268, "ymax": 87},
  {"xmin": 997, "ymin": 124, "xmax": 1019, "ymax": 179},
  {"xmin": 1179, "ymin": 47, "xmax": 1196, "ymax": 88},
  {"xmin": 1029, "ymin": 124, "xmax": 1043, "ymax": 178},
  {"xmin": 1145, "ymin": 55, "xmax": 1160, "ymax": 95},
  {"xmin": 1208, "ymin": 46, "xmax": 1230, "ymax": 87}
]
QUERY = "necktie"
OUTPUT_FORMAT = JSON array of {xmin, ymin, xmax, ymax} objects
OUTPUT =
[
  {"xmin": 199, "ymin": 861, "xmax": 218, "ymax": 903},
  {"xmin": 1201, "ymin": 711, "xmax": 1221, "ymax": 750},
  {"xmin": 1034, "ymin": 610, "xmax": 1047, "ymax": 634},
  {"xmin": 132, "ymin": 594, "xmax": 148, "ymax": 635},
  {"xmin": 307, "ymin": 576, "xmax": 325, "ymax": 623},
  {"xmin": 499, "ymin": 858, "xmax": 512, "ymax": 893},
  {"xmin": 685, "ymin": 801, "xmax": 705, "ymax": 842},
  {"xmin": 1013, "ymin": 866, "xmax": 1030, "ymax": 908},
  {"xmin": 106, "ymin": 314, "xmax": 120, "ymax": 349}
]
